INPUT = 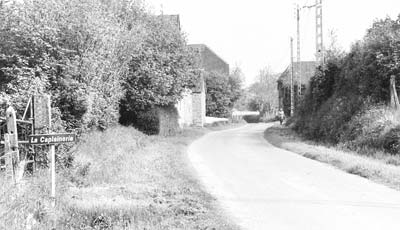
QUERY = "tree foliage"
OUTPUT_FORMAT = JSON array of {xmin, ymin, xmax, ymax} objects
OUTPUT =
[
  {"xmin": 294, "ymin": 15, "xmax": 400, "ymax": 144},
  {"xmin": 0, "ymin": 0, "xmax": 195, "ymax": 133},
  {"xmin": 121, "ymin": 16, "xmax": 196, "ymax": 112},
  {"xmin": 205, "ymin": 67, "xmax": 243, "ymax": 117},
  {"xmin": 236, "ymin": 67, "xmax": 278, "ymax": 115}
]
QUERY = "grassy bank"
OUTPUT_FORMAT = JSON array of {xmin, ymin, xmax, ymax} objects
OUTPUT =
[
  {"xmin": 265, "ymin": 123, "xmax": 400, "ymax": 191},
  {"xmin": 1, "ymin": 125, "xmax": 242, "ymax": 230}
]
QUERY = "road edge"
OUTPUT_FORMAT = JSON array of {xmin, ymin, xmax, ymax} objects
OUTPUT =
[{"xmin": 263, "ymin": 123, "xmax": 400, "ymax": 191}]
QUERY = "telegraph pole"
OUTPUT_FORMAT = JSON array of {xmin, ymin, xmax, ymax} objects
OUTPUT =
[
  {"xmin": 290, "ymin": 37, "xmax": 294, "ymax": 116},
  {"xmin": 302, "ymin": 0, "xmax": 324, "ymax": 66},
  {"xmin": 315, "ymin": 0, "xmax": 324, "ymax": 65},
  {"xmin": 296, "ymin": 4, "xmax": 302, "ymax": 96}
]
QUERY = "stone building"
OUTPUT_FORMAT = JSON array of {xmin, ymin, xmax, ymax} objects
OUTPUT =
[
  {"xmin": 159, "ymin": 14, "xmax": 181, "ymax": 31},
  {"xmin": 177, "ymin": 44, "xmax": 229, "ymax": 127},
  {"xmin": 188, "ymin": 44, "xmax": 230, "ymax": 75},
  {"xmin": 163, "ymin": 15, "xmax": 230, "ymax": 127},
  {"xmin": 277, "ymin": 61, "xmax": 317, "ymax": 116}
]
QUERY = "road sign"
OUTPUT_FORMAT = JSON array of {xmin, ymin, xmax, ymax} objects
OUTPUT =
[{"xmin": 29, "ymin": 133, "xmax": 76, "ymax": 145}]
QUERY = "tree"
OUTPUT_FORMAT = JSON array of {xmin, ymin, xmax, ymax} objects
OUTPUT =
[
  {"xmin": 118, "ymin": 15, "xmax": 197, "ymax": 133},
  {"xmin": 121, "ymin": 17, "xmax": 195, "ymax": 112},
  {"xmin": 244, "ymin": 67, "xmax": 279, "ymax": 115},
  {"xmin": 294, "ymin": 15, "xmax": 400, "ymax": 143},
  {"xmin": 0, "ymin": 0, "xmax": 152, "ymax": 131},
  {"xmin": 205, "ymin": 67, "xmax": 243, "ymax": 117}
]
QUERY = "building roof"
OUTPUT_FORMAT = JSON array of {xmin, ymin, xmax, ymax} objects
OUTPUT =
[
  {"xmin": 159, "ymin": 14, "xmax": 181, "ymax": 31},
  {"xmin": 188, "ymin": 44, "xmax": 229, "ymax": 69},
  {"xmin": 278, "ymin": 61, "xmax": 317, "ymax": 86}
]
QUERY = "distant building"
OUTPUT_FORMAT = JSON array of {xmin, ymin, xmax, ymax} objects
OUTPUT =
[
  {"xmin": 159, "ymin": 14, "xmax": 181, "ymax": 31},
  {"xmin": 163, "ymin": 15, "xmax": 230, "ymax": 127},
  {"xmin": 277, "ymin": 61, "xmax": 317, "ymax": 116},
  {"xmin": 188, "ymin": 44, "xmax": 230, "ymax": 75},
  {"xmin": 177, "ymin": 44, "xmax": 230, "ymax": 127}
]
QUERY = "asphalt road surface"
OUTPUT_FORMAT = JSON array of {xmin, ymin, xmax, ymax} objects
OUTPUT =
[{"xmin": 188, "ymin": 123, "xmax": 400, "ymax": 230}]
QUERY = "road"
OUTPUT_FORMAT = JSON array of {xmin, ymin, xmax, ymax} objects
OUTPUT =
[{"xmin": 188, "ymin": 123, "xmax": 400, "ymax": 230}]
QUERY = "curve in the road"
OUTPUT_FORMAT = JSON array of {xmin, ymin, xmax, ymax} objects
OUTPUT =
[{"xmin": 188, "ymin": 123, "xmax": 400, "ymax": 230}]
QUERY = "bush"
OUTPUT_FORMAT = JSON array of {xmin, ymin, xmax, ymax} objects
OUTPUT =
[
  {"xmin": 382, "ymin": 126, "xmax": 400, "ymax": 154},
  {"xmin": 119, "ymin": 107, "xmax": 159, "ymax": 135},
  {"xmin": 294, "ymin": 15, "xmax": 400, "ymax": 148},
  {"xmin": 0, "ymin": 0, "xmax": 146, "ymax": 131},
  {"xmin": 120, "ymin": 15, "xmax": 196, "ymax": 117},
  {"xmin": 243, "ymin": 115, "xmax": 260, "ymax": 123},
  {"xmin": 1, "ymin": 0, "xmax": 194, "ymax": 134},
  {"xmin": 205, "ymin": 69, "xmax": 243, "ymax": 118},
  {"xmin": 119, "ymin": 105, "xmax": 180, "ymax": 136}
]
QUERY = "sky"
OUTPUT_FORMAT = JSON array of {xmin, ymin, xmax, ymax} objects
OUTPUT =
[{"xmin": 144, "ymin": 0, "xmax": 400, "ymax": 85}]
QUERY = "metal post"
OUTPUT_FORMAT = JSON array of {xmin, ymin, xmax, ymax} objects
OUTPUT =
[
  {"xmin": 42, "ymin": 95, "xmax": 56, "ymax": 208},
  {"xmin": 297, "ymin": 5, "xmax": 302, "ymax": 96},
  {"xmin": 290, "ymin": 37, "xmax": 294, "ymax": 116},
  {"xmin": 315, "ymin": 0, "xmax": 324, "ymax": 65},
  {"xmin": 50, "ymin": 144, "xmax": 56, "ymax": 207}
]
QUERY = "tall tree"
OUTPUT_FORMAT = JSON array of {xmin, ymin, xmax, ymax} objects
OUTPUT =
[
  {"xmin": 246, "ymin": 67, "xmax": 279, "ymax": 114},
  {"xmin": 206, "ymin": 66, "xmax": 243, "ymax": 117}
]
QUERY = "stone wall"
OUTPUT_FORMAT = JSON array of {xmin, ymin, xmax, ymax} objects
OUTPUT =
[
  {"xmin": 176, "ymin": 91, "xmax": 193, "ymax": 128},
  {"xmin": 192, "ymin": 91, "xmax": 205, "ymax": 127},
  {"xmin": 157, "ymin": 105, "xmax": 180, "ymax": 136},
  {"xmin": 176, "ymin": 76, "xmax": 206, "ymax": 127},
  {"xmin": 176, "ymin": 44, "xmax": 228, "ymax": 127}
]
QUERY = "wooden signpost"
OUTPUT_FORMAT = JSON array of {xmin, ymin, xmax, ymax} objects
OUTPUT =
[
  {"xmin": 32, "ymin": 95, "xmax": 76, "ymax": 207},
  {"xmin": 1, "ymin": 95, "xmax": 76, "ymax": 209},
  {"xmin": 29, "ymin": 133, "xmax": 76, "ymax": 207}
]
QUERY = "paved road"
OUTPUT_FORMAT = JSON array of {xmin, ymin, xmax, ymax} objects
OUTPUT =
[{"xmin": 188, "ymin": 123, "xmax": 400, "ymax": 230}]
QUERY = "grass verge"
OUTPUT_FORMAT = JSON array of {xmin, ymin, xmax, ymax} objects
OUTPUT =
[
  {"xmin": 1, "ymin": 124, "xmax": 243, "ymax": 230},
  {"xmin": 264, "ymin": 123, "xmax": 400, "ymax": 191}
]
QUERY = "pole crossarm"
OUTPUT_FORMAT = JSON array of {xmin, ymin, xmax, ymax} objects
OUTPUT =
[
  {"xmin": 0, "ymin": 117, "xmax": 33, "ymax": 125},
  {"xmin": 296, "ymin": 0, "xmax": 324, "ymax": 66}
]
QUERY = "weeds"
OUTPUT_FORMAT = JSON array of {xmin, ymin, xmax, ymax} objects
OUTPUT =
[{"xmin": 1, "ymin": 125, "xmax": 239, "ymax": 229}]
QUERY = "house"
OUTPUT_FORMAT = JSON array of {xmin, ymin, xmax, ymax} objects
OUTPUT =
[
  {"xmin": 159, "ymin": 14, "xmax": 181, "ymax": 31},
  {"xmin": 188, "ymin": 44, "xmax": 230, "ymax": 75},
  {"xmin": 161, "ymin": 15, "xmax": 230, "ymax": 127},
  {"xmin": 177, "ymin": 44, "xmax": 230, "ymax": 127},
  {"xmin": 277, "ymin": 61, "xmax": 317, "ymax": 116}
]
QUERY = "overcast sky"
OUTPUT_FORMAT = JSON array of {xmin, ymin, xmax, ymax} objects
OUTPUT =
[{"xmin": 145, "ymin": 0, "xmax": 400, "ymax": 85}]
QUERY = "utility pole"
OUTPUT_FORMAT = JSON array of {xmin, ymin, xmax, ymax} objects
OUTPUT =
[
  {"xmin": 302, "ymin": 0, "xmax": 324, "ymax": 66},
  {"xmin": 296, "ymin": 4, "xmax": 302, "ymax": 96},
  {"xmin": 315, "ymin": 0, "xmax": 324, "ymax": 66},
  {"xmin": 290, "ymin": 37, "xmax": 294, "ymax": 116}
]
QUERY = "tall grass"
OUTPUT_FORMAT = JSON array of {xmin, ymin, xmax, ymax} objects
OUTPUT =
[
  {"xmin": 1, "ymin": 126, "xmax": 239, "ymax": 229},
  {"xmin": 339, "ymin": 105, "xmax": 400, "ymax": 155}
]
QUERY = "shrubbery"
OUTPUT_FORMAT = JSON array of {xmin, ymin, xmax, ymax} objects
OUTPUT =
[
  {"xmin": 205, "ymin": 68, "xmax": 243, "ymax": 118},
  {"xmin": 242, "ymin": 114, "xmax": 261, "ymax": 123},
  {"xmin": 0, "ymin": 0, "xmax": 137, "ymax": 131},
  {"xmin": 0, "ymin": 0, "xmax": 195, "ymax": 134},
  {"xmin": 294, "ymin": 15, "xmax": 400, "ymax": 155}
]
